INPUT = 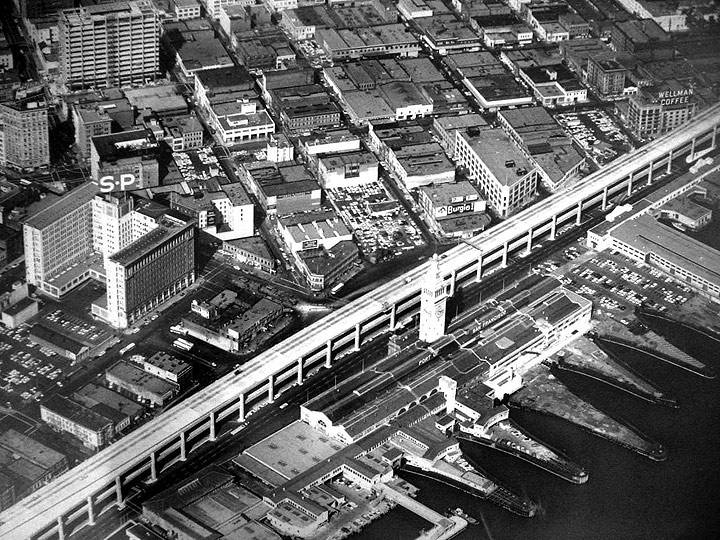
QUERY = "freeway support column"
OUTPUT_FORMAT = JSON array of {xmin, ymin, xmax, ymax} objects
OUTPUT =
[
  {"xmin": 690, "ymin": 137, "xmax": 696, "ymax": 161},
  {"xmin": 325, "ymin": 340, "xmax": 332, "ymax": 368},
  {"xmin": 667, "ymin": 149, "xmax": 673, "ymax": 174},
  {"xmin": 208, "ymin": 411, "xmax": 216, "ymax": 442},
  {"xmin": 601, "ymin": 186, "xmax": 608, "ymax": 211},
  {"xmin": 179, "ymin": 432, "xmax": 187, "ymax": 461},
  {"xmin": 149, "ymin": 452, "xmax": 157, "ymax": 483},
  {"xmin": 475, "ymin": 253, "xmax": 483, "ymax": 282},
  {"xmin": 575, "ymin": 200, "xmax": 582, "ymax": 226},
  {"xmin": 57, "ymin": 516, "xmax": 65, "ymax": 540},
  {"xmin": 389, "ymin": 303, "xmax": 396, "ymax": 330},
  {"xmin": 501, "ymin": 242, "xmax": 508, "ymax": 268},
  {"xmin": 525, "ymin": 229, "xmax": 532, "ymax": 256},
  {"xmin": 268, "ymin": 375, "xmax": 275, "ymax": 403},
  {"xmin": 87, "ymin": 496, "xmax": 95, "ymax": 526},
  {"xmin": 115, "ymin": 476, "xmax": 124, "ymax": 508},
  {"xmin": 712, "ymin": 125, "xmax": 717, "ymax": 149},
  {"xmin": 627, "ymin": 172, "xmax": 634, "ymax": 197},
  {"xmin": 647, "ymin": 161, "xmax": 653, "ymax": 185},
  {"xmin": 354, "ymin": 323, "xmax": 361, "ymax": 351},
  {"xmin": 297, "ymin": 358, "xmax": 303, "ymax": 385},
  {"xmin": 549, "ymin": 214, "xmax": 557, "ymax": 240},
  {"xmin": 238, "ymin": 394, "xmax": 245, "ymax": 422}
]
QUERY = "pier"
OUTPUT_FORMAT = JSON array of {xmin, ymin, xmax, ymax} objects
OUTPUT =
[
  {"xmin": 381, "ymin": 485, "xmax": 467, "ymax": 540},
  {"xmin": 511, "ymin": 366, "xmax": 666, "ymax": 461},
  {"xmin": 594, "ymin": 334, "xmax": 714, "ymax": 379},
  {"xmin": 555, "ymin": 338, "xmax": 677, "ymax": 406},
  {"xmin": 459, "ymin": 421, "xmax": 588, "ymax": 484}
]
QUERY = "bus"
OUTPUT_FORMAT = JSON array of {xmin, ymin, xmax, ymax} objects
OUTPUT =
[
  {"xmin": 173, "ymin": 338, "xmax": 193, "ymax": 351},
  {"xmin": 119, "ymin": 343, "xmax": 135, "ymax": 356}
]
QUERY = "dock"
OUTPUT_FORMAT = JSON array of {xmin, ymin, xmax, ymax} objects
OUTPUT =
[
  {"xmin": 555, "ymin": 337, "xmax": 676, "ymax": 406},
  {"xmin": 510, "ymin": 366, "xmax": 666, "ymax": 461},
  {"xmin": 381, "ymin": 485, "xmax": 467, "ymax": 540},
  {"xmin": 459, "ymin": 419, "xmax": 588, "ymax": 484}
]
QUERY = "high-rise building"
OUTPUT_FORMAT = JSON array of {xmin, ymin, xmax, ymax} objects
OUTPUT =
[
  {"xmin": 58, "ymin": 1, "xmax": 160, "ymax": 89},
  {"xmin": 0, "ymin": 90, "xmax": 50, "ymax": 170},
  {"xmin": 23, "ymin": 182, "xmax": 98, "ymax": 297},
  {"xmin": 90, "ymin": 129, "xmax": 160, "ymax": 190},
  {"xmin": 626, "ymin": 82, "xmax": 697, "ymax": 140},
  {"xmin": 24, "ymin": 183, "xmax": 196, "ymax": 327},
  {"xmin": 586, "ymin": 55, "xmax": 627, "ymax": 99},
  {"xmin": 72, "ymin": 103, "xmax": 113, "ymax": 158},
  {"xmin": 419, "ymin": 254, "xmax": 449, "ymax": 343},
  {"xmin": 102, "ymin": 213, "xmax": 194, "ymax": 329}
]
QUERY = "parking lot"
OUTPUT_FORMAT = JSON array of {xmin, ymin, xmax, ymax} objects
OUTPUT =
[
  {"xmin": 554, "ymin": 109, "xmax": 633, "ymax": 166},
  {"xmin": 326, "ymin": 182, "xmax": 426, "ymax": 262},
  {"xmin": 564, "ymin": 251, "xmax": 694, "ymax": 322},
  {"xmin": 294, "ymin": 39, "xmax": 332, "ymax": 68},
  {"xmin": 0, "ymin": 324, "xmax": 72, "ymax": 406}
]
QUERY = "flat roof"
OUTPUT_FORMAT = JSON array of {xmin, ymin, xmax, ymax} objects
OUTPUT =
[
  {"xmin": 41, "ymin": 395, "xmax": 113, "ymax": 432},
  {"xmin": 611, "ymin": 213, "xmax": 720, "ymax": 287},
  {"xmin": 0, "ymin": 430, "xmax": 66, "ymax": 471},
  {"xmin": 244, "ymin": 420, "xmax": 344, "ymax": 481},
  {"xmin": 460, "ymin": 127, "xmax": 534, "ymax": 185},
  {"xmin": 109, "ymin": 218, "xmax": 192, "ymax": 267},
  {"xmin": 419, "ymin": 181, "xmax": 481, "ymax": 206},
  {"xmin": 30, "ymin": 324, "xmax": 87, "ymax": 355},
  {"xmin": 145, "ymin": 352, "xmax": 192, "ymax": 377},
  {"xmin": 24, "ymin": 181, "xmax": 97, "ymax": 230},
  {"xmin": 434, "ymin": 113, "xmax": 488, "ymax": 132},
  {"xmin": 91, "ymin": 129, "xmax": 157, "ymax": 162},
  {"xmin": 106, "ymin": 361, "xmax": 178, "ymax": 397},
  {"xmin": 223, "ymin": 236, "xmax": 273, "ymax": 262}
]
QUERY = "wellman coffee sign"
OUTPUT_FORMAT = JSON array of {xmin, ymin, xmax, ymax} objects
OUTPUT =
[{"xmin": 653, "ymin": 88, "xmax": 693, "ymax": 107}]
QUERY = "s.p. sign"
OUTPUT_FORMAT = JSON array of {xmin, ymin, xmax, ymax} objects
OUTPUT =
[{"xmin": 98, "ymin": 173, "xmax": 139, "ymax": 193}]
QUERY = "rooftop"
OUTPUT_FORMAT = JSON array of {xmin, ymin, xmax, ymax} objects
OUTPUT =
[
  {"xmin": 0, "ymin": 430, "xmax": 66, "ymax": 471},
  {"xmin": 419, "ymin": 181, "xmax": 482, "ymax": 207},
  {"xmin": 144, "ymin": 352, "xmax": 192, "ymax": 377},
  {"xmin": 41, "ymin": 395, "xmax": 114, "ymax": 433},
  {"xmin": 24, "ymin": 181, "xmax": 97, "ymax": 231},
  {"xmin": 109, "ymin": 217, "xmax": 192, "ymax": 268},
  {"xmin": 460, "ymin": 127, "xmax": 534, "ymax": 185},
  {"xmin": 29, "ymin": 324, "xmax": 87, "ymax": 356},
  {"xmin": 91, "ymin": 129, "xmax": 157, "ymax": 162},
  {"xmin": 611, "ymin": 213, "xmax": 720, "ymax": 287},
  {"xmin": 106, "ymin": 361, "xmax": 178, "ymax": 397}
]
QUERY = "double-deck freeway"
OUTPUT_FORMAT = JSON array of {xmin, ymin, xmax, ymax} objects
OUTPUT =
[{"xmin": 2, "ymin": 103, "xmax": 719, "ymax": 539}]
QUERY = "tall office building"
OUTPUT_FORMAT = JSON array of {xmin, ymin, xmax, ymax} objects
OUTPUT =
[
  {"xmin": 24, "ymin": 183, "xmax": 196, "ymax": 328},
  {"xmin": 0, "ymin": 90, "xmax": 50, "ymax": 169},
  {"xmin": 58, "ymin": 1, "xmax": 160, "ymax": 89},
  {"xmin": 23, "ymin": 182, "xmax": 98, "ymax": 297},
  {"xmin": 102, "ymin": 213, "xmax": 195, "ymax": 329}
]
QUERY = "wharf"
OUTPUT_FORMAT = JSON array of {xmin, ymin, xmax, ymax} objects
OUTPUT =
[
  {"xmin": 459, "ymin": 419, "xmax": 588, "ymax": 484},
  {"xmin": 381, "ymin": 485, "xmax": 467, "ymax": 540},
  {"xmin": 592, "ymin": 317, "xmax": 713, "ymax": 378},
  {"xmin": 555, "ymin": 337, "xmax": 676, "ymax": 406},
  {"xmin": 636, "ymin": 301, "xmax": 720, "ymax": 343},
  {"xmin": 510, "ymin": 366, "xmax": 666, "ymax": 461}
]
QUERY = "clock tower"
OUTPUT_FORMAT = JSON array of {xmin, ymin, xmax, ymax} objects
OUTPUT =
[{"xmin": 419, "ymin": 254, "xmax": 449, "ymax": 343}]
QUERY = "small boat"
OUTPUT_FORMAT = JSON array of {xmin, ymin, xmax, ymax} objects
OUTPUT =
[{"xmin": 451, "ymin": 507, "xmax": 478, "ymax": 524}]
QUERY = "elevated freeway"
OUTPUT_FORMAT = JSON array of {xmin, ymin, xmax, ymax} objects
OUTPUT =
[{"xmin": 2, "ymin": 103, "xmax": 719, "ymax": 539}]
